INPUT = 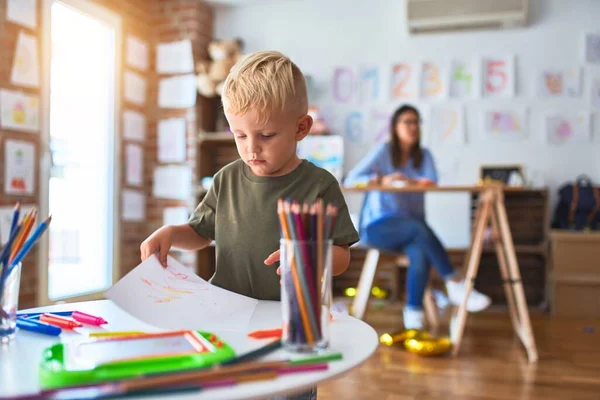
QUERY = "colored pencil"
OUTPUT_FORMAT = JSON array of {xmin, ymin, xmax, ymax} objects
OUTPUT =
[
  {"xmin": 9, "ymin": 209, "xmax": 37, "ymax": 264},
  {"xmin": 9, "ymin": 215, "xmax": 52, "ymax": 273}
]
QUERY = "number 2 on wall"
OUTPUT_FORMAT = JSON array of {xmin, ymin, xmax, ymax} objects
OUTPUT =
[
  {"xmin": 485, "ymin": 60, "xmax": 507, "ymax": 93},
  {"xmin": 391, "ymin": 63, "xmax": 412, "ymax": 98}
]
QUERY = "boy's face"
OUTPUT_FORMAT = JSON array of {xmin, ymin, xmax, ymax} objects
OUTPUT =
[{"xmin": 226, "ymin": 108, "xmax": 312, "ymax": 177}]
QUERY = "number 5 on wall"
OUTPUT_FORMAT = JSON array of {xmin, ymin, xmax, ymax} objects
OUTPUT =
[{"xmin": 483, "ymin": 56, "xmax": 515, "ymax": 97}]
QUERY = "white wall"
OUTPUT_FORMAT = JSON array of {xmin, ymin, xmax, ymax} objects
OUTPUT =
[{"xmin": 214, "ymin": 0, "xmax": 600, "ymax": 247}]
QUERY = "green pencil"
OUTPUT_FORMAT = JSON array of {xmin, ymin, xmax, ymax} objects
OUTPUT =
[{"xmin": 290, "ymin": 352, "xmax": 343, "ymax": 365}]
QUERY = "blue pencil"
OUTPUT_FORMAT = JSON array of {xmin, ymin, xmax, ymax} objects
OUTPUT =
[
  {"xmin": 0, "ymin": 223, "xmax": 23, "ymax": 309},
  {"xmin": 9, "ymin": 201, "xmax": 21, "ymax": 238},
  {"xmin": 9, "ymin": 216, "xmax": 52, "ymax": 274}
]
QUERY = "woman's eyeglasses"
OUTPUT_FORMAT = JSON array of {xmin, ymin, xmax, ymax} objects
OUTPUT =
[{"xmin": 399, "ymin": 119, "xmax": 422, "ymax": 126}]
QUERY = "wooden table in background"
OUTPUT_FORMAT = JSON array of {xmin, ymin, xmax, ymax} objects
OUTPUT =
[{"xmin": 343, "ymin": 184, "xmax": 538, "ymax": 362}]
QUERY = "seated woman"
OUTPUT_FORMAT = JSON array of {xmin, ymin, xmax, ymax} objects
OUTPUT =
[{"xmin": 344, "ymin": 104, "xmax": 491, "ymax": 330}]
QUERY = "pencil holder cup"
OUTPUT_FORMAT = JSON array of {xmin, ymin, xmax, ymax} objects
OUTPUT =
[
  {"xmin": 0, "ymin": 262, "xmax": 22, "ymax": 344},
  {"xmin": 280, "ymin": 239, "xmax": 332, "ymax": 353}
]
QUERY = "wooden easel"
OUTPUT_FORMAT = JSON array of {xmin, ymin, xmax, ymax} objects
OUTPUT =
[{"xmin": 451, "ymin": 187, "xmax": 538, "ymax": 362}]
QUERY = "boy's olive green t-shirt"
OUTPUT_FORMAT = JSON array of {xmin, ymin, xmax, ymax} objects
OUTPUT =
[{"xmin": 188, "ymin": 159, "xmax": 359, "ymax": 301}]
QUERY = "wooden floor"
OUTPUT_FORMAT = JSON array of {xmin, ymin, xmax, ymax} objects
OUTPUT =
[{"xmin": 318, "ymin": 302, "xmax": 600, "ymax": 400}]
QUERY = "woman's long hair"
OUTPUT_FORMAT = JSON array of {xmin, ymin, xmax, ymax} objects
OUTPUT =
[{"xmin": 389, "ymin": 104, "xmax": 423, "ymax": 169}]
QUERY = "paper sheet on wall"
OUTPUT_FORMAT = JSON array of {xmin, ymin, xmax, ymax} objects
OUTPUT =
[
  {"xmin": 7, "ymin": 0, "xmax": 37, "ymax": 29},
  {"xmin": 163, "ymin": 207, "xmax": 190, "ymax": 226},
  {"xmin": 591, "ymin": 75, "xmax": 600, "ymax": 107},
  {"xmin": 482, "ymin": 56, "xmax": 515, "ymax": 98},
  {"xmin": 158, "ymin": 74, "xmax": 197, "ymax": 108},
  {"xmin": 123, "ymin": 110, "xmax": 146, "ymax": 142},
  {"xmin": 480, "ymin": 108, "xmax": 527, "ymax": 140},
  {"xmin": 0, "ymin": 89, "xmax": 40, "ymax": 132},
  {"xmin": 431, "ymin": 105, "xmax": 465, "ymax": 145},
  {"xmin": 126, "ymin": 36, "xmax": 149, "ymax": 71},
  {"xmin": 125, "ymin": 144, "xmax": 144, "ymax": 187},
  {"xmin": 583, "ymin": 32, "xmax": 600, "ymax": 64},
  {"xmin": 153, "ymin": 165, "xmax": 192, "ymax": 201},
  {"xmin": 389, "ymin": 62, "xmax": 419, "ymax": 101},
  {"xmin": 4, "ymin": 139, "xmax": 35, "ymax": 196},
  {"xmin": 297, "ymin": 135, "xmax": 344, "ymax": 181},
  {"xmin": 122, "ymin": 189, "xmax": 145, "ymax": 222},
  {"xmin": 0, "ymin": 204, "xmax": 35, "ymax": 245},
  {"xmin": 420, "ymin": 61, "xmax": 449, "ymax": 101},
  {"xmin": 449, "ymin": 59, "xmax": 480, "ymax": 98},
  {"xmin": 536, "ymin": 67, "xmax": 581, "ymax": 97},
  {"xmin": 104, "ymin": 255, "xmax": 259, "ymax": 332},
  {"xmin": 158, "ymin": 118, "xmax": 187, "ymax": 163},
  {"xmin": 124, "ymin": 71, "xmax": 147, "ymax": 106},
  {"xmin": 156, "ymin": 40, "xmax": 194, "ymax": 74},
  {"xmin": 545, "ymin": 112, "xmax": 591, "ymax": 145},
  {"xmin": 11, "ymin": 31, "xmax": 39, "ymax": 88}
]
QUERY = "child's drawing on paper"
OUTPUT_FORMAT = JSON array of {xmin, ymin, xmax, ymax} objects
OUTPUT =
[
  {"xmin": 140, "ymin": 264, "xmax": 208, "ymax": 303},
  {"xmin": 431, "ymin": 105, "xmax": 465, "ymax": 145},
  {"xmin": 537, "ymin": 68, "xmax": 580, "ymax": 97},
  {"xmin": 482, "ymin": 109, "xmax": 527, "ymax": 140},
  {"xmin": 297, "ymin": 135, "xmax": 344, "ymax": 181},
  {"xmin": 545, "ymin": 113, "xmax": 590, "ymax": 144}
]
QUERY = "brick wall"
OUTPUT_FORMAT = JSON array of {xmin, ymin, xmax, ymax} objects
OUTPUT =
[
  {"xmin": 0, "ymin": 0, "xmax": 41, "ymax": 308},
  {"xmin": 0, "ymin": 0, "xmax": 214, "ymax": 308}
]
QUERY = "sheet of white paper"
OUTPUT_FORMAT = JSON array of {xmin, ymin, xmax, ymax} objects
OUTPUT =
[
  {"xmin": 125, "ymin": 144, "xmax": 144, "ymax": 187},
  {"xmin": 591, "ymin": 75, "xmax": 600, "ymax": 107},
  {"xmin": 157, "ymin": 40, "xmax": 194, "ymax": 74},
  {"xmin": 0, "ymin": 89, "xmax": 40, "ymax": 132},
  {"xmin": 0, "ymin": 204, "xmax": 36, "ymax": 245},
  {"xmin": 11, "ymin": 31, "xmax": 39, "ymax": 88},
  {"xmin": 124, "ymin": 71, "xmax": 147, "ymax": 106},
  {"xmin": 126, "ymin": 36, "xmax": 149, "ymax": 71},
  {"xmin": 431, "ymin": 105, "xmax": 465, "ymax": 145},
  {"xmin": 545, "ymin": 113, "xmax": 591, "ymax": 145},
  {"xmin": 583, "ymin": 32, "xmax": 600, "ymax": 64},
  {"xmin": 122, "ymin": 189, "xmax": 145, "ymax": 222},
  {"xmin": 7, "ymin": 0, "xmax": 37, "ymax": 29},
  {"xmin": 158, "ymin": 74, "xmax": 197, "ymax": 108},
  {"xmin": 420, "ymin": 61, "xmax": 449, "ymax": 101},
  {"xmin": 123, "ymin": 110, "xmax": 146, "ymax": 142},
  {"xmin": 536, "ymin": 67, "xmax": 581, "ymax": 97},
  {"xmin": 153, "ymin": 165, "xmax": 192, "ymax": 201},
  {"xmin": 163, "ymin": 207, "xmax": 190, "ymax": 226},
  {"xmin": 158, "ymin": 118, "xmax": 187, "ymax": 163},
  {"xmin": 449, "ymin": 59, "xmax": 480, "ymax": 98},
  {"xmin": 4, "ymin": 139, "xmax": 35, "ymax": 195},
  {"xmin": 480, "ymin": 108, "xmax": 527, "ymax": 140},
  {"xmin": 105, "ymin": 255, "xmax": 259, "ymax": 332},
  {"xmin": 483, "ymin": 56, "xmax": 515, "ymax": 98}
]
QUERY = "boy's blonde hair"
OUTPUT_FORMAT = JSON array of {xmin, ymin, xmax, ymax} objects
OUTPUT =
[{"xmin": 221, "ymin": 50, "xmax": 308, "ymax": 124}]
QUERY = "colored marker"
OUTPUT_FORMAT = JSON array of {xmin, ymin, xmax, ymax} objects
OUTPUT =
[
  {"xmin": 40, "ymin": 313, "xmax": 82, "ymax": 329},
  {"xmin": 89, "ymin": 331, "xmax": 144, "ymax": 338},
  {"xmin": 248, "ymin": 328, "xmax": 282, "ymax": 339},
  {"xmin": 72, "ymin": 311, "xmax": 107, "ymax": 326},
  {"xmin": 16, "ymin": 318, "xmax": 62, "ymax": 336}
]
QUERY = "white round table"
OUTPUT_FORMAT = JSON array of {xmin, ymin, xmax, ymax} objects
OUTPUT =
[{"xmin": 0, "ymin": 299, "xmax": 378, "ymax": 400}]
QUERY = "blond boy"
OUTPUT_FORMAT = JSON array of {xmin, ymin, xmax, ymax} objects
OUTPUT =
[{"xmin": 141, "ymin": 51, "xmax": 359, "ymax": 302}]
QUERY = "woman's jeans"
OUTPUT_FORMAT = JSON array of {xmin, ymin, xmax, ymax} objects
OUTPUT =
[{"xmin": 363, "ymin": 216, "xmax": 456, "ymax": 310}]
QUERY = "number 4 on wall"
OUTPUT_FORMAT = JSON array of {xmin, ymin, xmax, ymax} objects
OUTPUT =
[{"xmin": 483, "ymin": 56, "xmax": 516, "ymax": 97}]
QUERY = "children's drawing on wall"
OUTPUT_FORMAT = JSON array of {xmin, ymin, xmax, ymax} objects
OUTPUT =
[
  {"xmin": 483, "ymin": 56, "xmax": 515, "ymax": 98},
  {"xmin": 122, "ymin": 189, "xmax": 145, "ymax": 222},
  {"xmin": 297, "ymin": 135, "xmax": 344, "ymax": 181},
  {"xmin": 0, "ymin": 89, "xmax": 40, "ymax": 132},
  {"xmin": 11, "ymin": 31, "xmax": 39, "ymax": 88},
  {"xmin": 582, "ymin": 32, "xmax": 600, "ymax": 64},
  {"xmin": 4, "ymin": 139, "xmax": 35, "ymax": 196},
  {"xmin": 431, "ymin": 105, "xmax": 465, "ymax": 146},
  {"xmin": 158, "ymin": 118, "xmax": 187, "ymax": 163},
  {"xmin": 450, "ymin": 59, "xmax": 480, "ymax": 98},
  {"xmin": 545, "ymin": 113, "xmax": 591, "ymax": 144},
  {"xmin": 481, "ymin": 109, "xmax": 527, "ymax": 140},
  {"xmin": 125, "ymin": 144, "xmax": 143, "ymax": 187},
  {"xmin": 537, "ymin": 67, "xmax": 581, "ymax": 97},
  {"xmin": 420, "ymin": 61, "xmax": 448, "ymax": 101},
  {"xmin": 390, "ymin": 62, "xmax": 419, "ymax": 101}
]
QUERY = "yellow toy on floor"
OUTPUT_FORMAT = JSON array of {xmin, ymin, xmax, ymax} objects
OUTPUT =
[{"xmin": 379, "ymin": 329, "xmax": 452, "ymax": 357}]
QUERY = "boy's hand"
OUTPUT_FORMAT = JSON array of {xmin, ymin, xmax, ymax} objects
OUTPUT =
[
  {"xmin": 264, "ymin": 250, "xmax": 281, "ymax": 275},
  {"xmin": 140, "ymin": 226, "xmax": 173, "ymax": 267}
]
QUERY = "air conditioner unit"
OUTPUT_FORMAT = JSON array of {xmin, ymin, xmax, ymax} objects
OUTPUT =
[{"xmin": 407, "ymin": 0, "xmax": 529, "ymax": 34}]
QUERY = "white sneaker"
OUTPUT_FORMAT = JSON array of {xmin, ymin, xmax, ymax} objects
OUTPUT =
[
  {"xmin": 445, "ymin": 279, "xmax": 492, "ymax": 312},
  {"xmin": 403, "ymin": 308, "xmax": 425, "ymax": 330}
]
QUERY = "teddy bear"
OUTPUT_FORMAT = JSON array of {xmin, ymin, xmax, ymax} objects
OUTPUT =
[{"xmin": 196, "ymin": 38, "xmax": 243, "ymax": 98}]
